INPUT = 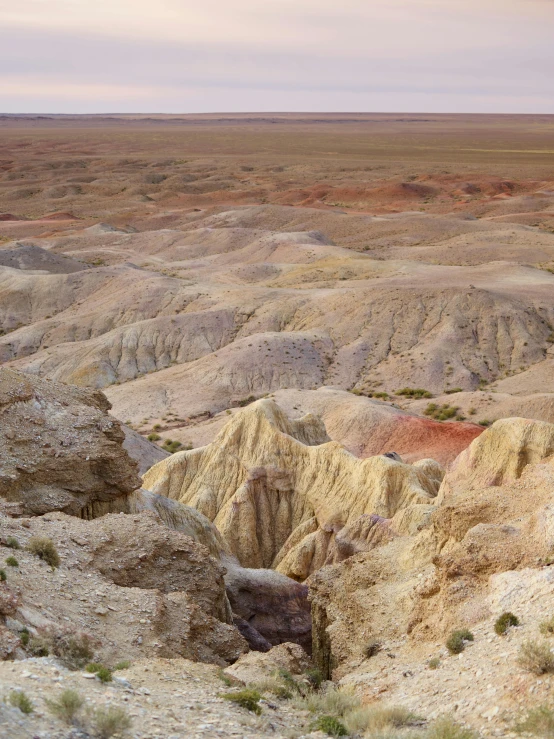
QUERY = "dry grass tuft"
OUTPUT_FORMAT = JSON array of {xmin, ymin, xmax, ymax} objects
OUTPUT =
[{"xmin": 518, "ymin": 639, "xmax": 554, "ymax": 675}]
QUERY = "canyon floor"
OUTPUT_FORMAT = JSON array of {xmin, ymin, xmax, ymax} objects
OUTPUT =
[{"xmin": 1, "ymin": 113, "xmax": 554, "ymax": 738}]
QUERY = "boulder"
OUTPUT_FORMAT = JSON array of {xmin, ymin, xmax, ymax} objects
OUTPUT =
[{"xmin": 224, "ymin": 642, "xmax": 312, "ymax": 684}]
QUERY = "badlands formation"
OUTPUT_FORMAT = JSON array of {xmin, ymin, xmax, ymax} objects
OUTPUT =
[{"xmin": 0, "ymin": 114, "xmax": 554, "ymax": 737}]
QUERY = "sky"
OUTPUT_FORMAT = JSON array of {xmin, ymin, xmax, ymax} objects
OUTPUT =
[{"xmin": 1, "ymin": 0, "xmax": 553, "ymax": 114}]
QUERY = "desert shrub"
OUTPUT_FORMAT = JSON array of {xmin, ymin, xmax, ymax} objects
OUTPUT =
[
  {"xmin": 91, "ymin": 705, "xmax": 132, "ymax": 738},
  {"xmin": 49, "ymin": 629, "xmax": 96, "ymax": 670},
  {"xmin": 446, "ymin": 629, "xmax": 474, "ymax": 655},
  {"xmin": 396, "ymin": 387, "xmax": 433, "ymax": 399},
  {"xmin": 9, "ymin": 690, "xmax": 33, "ymax": 714},
  {"xmin": 218, "ymin": 669, "xmax": 232, "ymax": 687},
  {"xmin": 305, "ymin": 667, "xmax": 323, "ymax": 690},
  {"xmin": 96, "ymin": 667, "xmax": 113, "ymax": 683},
  {"xmin": 479, "ymin": 419, "xmax": 492, "ymax": 427},
  {"xmin": 86, "ymin": 663, "xmax": 104, "ymax": 673},
  {"xmin": 221, "ymin": 689, "xmax": 262, "ymax": 714},
  {"xmin": 540, "ymin": 616, "xmax": 554, "ymax": 636},
  {"xmin": 20, "ymin": 628, "xmax": 30, "ymax": 646},
  {"xmin": 45, "ymin": 689, "xmax": 84, "ymax": 725},
  {"xmin": 344, "ymin": 704, "xmax": 421, "ymax": 734},
  {"xmin": 428, "ymin": 657, "xmax": 441, "ymax": 669},
  {"xmin": 237, "ymin": 395, "xmax": 256, "ymax": 407},
  {"xmin": 518, "ymin": 639, "xmax": 554, "ymax": 675},
  {"xmin": 6, "ymin": 536, "xmax": 20, "ymax": 549},
  {"xmin": 27, "ymin": 536, "xmax": 60, "ymax": 568},
  {"xmin": 445, "ymin": 388, "xmax": 463, "ymax": 394},
  {"xmin": 364, "ymin": 639, "xmax": 381, "ymax": 658},
  {"xmin": 28, "ymin": 635, "xmax": 50, "ymax": 657},
  {"xmin": 426, "ymin": 716, "xmax": 478, "ymax": 739},
  {"xmin": 113, "ymin": 660, "xmax": 130, "ymax": 671},
  {"xmin": 161, "ymin": 439, "xmax": 182, "ymax": 454},
  {"xmin": 424, "ymin": 403, "xmax": 465, "ymax": 422},
  {"xmin": 515, "ymin": 705, "xmax": 554, "ymax": 737},
  {"xmin": 0, "ymin": 569, "xmax": 5, "ymax": 581},
  {"xmin": 298, "ymin": 686, "xmax": 359, "ymax": 717},
  {"xmin": 494, "ymin": 612, "xmax": 519, "ymax": 635},
  {"xmin": 147, "ymin": 433, "xmax": 161, "ymax": 442},
  {"xmin": 5, "ymin": 556, "xmax": 18, "ymax": 567},
  {"xmin": 254, "ymin": 676, "xmax": 293, "ymax": 700},
  {"xmin": 311, "ymin": 715, "xmax": 347, "ymax": 737}
]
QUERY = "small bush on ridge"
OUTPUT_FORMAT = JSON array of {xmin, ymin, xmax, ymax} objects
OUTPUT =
[
  {"xmin": 91, "ymin": 705, "xmax": 132, "ymax": 738},
  {"xmin": 9, "ymin": 690, "xmax": 33, "ymax": 714},
  {"xmin": 312, "ymin": 715, "xmax": 348, "ymax": 737},
  {"xmin": 446, "ymin": 629, "xmax": 474, "ymax": 655},
  {"xmin": 5, "ymin": 556, "xmax": 18, "ymax": 567},
  {"xmin": 494, "ymin": 612, "xmax": 519, "ymax": 635},
  {"xmin": 27, "ymin": 536, "xmax": 60, "ymax": 568},
  {"xmin": 45, "ymin": 689, "xmax": 84, "ymax": 725},
  {"xmin": 221, "ymin": 689, "xmax": 262, "ymax": 714},
  {"xmin": 518, "ymin": 640, "xmax": 554, "ymax": 675}
]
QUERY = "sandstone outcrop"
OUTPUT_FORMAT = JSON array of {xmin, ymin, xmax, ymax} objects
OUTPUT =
[
  {"xmin": 308, "ymin": 417, "xmax": 554, "ymax": 678},
  {"xmin": 0, "ymin": 368, "xmax": 141, "ymax": 516},
  {"xmin": 143, "ymin": 399, "xmax": 444, "ymax": 579},
  {"xmin": 224, "ymin": 642, "xmax": 312, "ymax": 684},
  {"xmin": 0, "ymin": 510, "xmax": 247, "ymax": 665}
]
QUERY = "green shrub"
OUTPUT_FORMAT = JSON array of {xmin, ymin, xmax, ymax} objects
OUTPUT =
[
  {"xmin": 9, "ymin": 690, "xmax": 33, "ymax": 714},
  {"xmin": 305, "ymin": 667, "xmax": 323, "ymax": 690},
  {"xmin": 446, "ymin": 629, "xmax": 474, "ymax": 655},
  {"xmin": 0, "ymin": 569, "xmax": 5, "ymax": 581},
  {"xmin": 428, "ymin": 657, "xmax": 441, "ymax": 669},
  {"xmin": 515, "ymin": 705, "xmax": 554, "ymax": 737},
  {"xmin": 221, "ymin": 689, "xmax": 262, "ymax": 714},
  {"xmin": 396, "ymin": 387, "xmax": 433, "ymax": 399},
  {"xmin": 518, "ymin": 639, "xmax": 554, "ymax": 675},
  {"xmin": 45, "ymin": 689, "xmax": 84, "ymax": 725},
  {"xmin": 161, "ymin": 439, "xmax": 182, "ymax": 454},
  {"xmin": 6, "ymin": 536, "xmax": 20, "ymax": 549},
  {"xmin": 426, "ymin": 716, "xmax": 478, "ymax": 739},
  {"xmin": 494, "ymin": 612, "xmax": 519, "ymax": 635},
  {"xmin": 96, "ymin": 667, "xmax": 113, "ymax": 684},
  {"xmin": 86, "ymin": 663, "xmax": 103, "ymax": 673},
  {"xmin": 445, "ymin": 388, "xmax": 463, "ymax": 395},
  {"xmin": 147, "ymin": 433, "xmax": 161, "ymax": 442},
  {"xmin": 91, "ymin": 705, "xmax": 132, "ymax": 738},
  {"xmin": 424, "ymin": 403, "xmax": 465, "ymax": 422},
  {"xmin": 5, "ymin": 556, "xmax": 18, "ymax": 567},
  {"xmin": 27, "ymin": 536, "xmax": 60, "ymax": 568},
  {"xmin": 344, "ymin": 704, "xmax": 421, "ymax": 734},
  {"xmin": 237, "ymin": 396, "xmax": 256, "ymax": 407},
  {"xmin": 113, "ymin": 660, "xmax": 131, "ymax": 671},
  {"xmin": 312, "ymin": 715, "xmax": 348, "ymax": 737},
  {"xmin": 20, "ymin": 628, "xmax": 30, "ymax": 646},
  {"xmin": 298, "ymin": 686, "xmax": 359, "ymax": 717}
]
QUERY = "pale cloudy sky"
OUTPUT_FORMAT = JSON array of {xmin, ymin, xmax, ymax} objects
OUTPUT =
[{"xmin": 1, "ymin": 0, "xmax": 553, "ymax": 113}]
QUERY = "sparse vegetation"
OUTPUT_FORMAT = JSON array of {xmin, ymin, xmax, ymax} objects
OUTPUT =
[
  {"xmin": 27, "ymin": 536, "xmax": 60, "ymax": 568},
  {"xmin": 446, "ymin": 629, "xmax": 474, "ymax": 655},
  {"xmin": 45, "ymin": 689, "xmax": 85, "ymax": 725},
  {"xmin": 0, "ymin": 569, "xmax": 6, "ymax": 581},
  {"xmin": 311, "ymin": 715, "xmax": 348, "ymax": 737},
  {"xmin": 147, "ymin": 433, "xmax": 161, "ymax": 442},
  {"xmin": 91, "ymin": 705, "xmax": 132, "ymax": 738},
  {"xmin": 396, "ymin": 387, "xmax": 433, "ymax": 399},
  {"xmin": 113, "ymin": 660, "xmax": 131, "ymax": 671},
  {"xmin": 221, "ymin": 689, "xmax": 262, "ymax": 714},
  {"xmin": 445, "ymin": 387, "xmax": 463, "ymax": 394},
  {"xmin": 237, "ymin": 395, "xmax": 256, "ymax": 407},
  {"xmin": 515, "ymin": 705, "xmax": 554, "ymax": 737},
  {"xmin": 161, "ymin": 438, "xmax": 183, "ymax": 454},
  {"xmin": 479, "ymin": 419, "xmax": 492, "ymax": 427},
  {"xmin": 297, "ymin": 686, "xmax": 359, "ymax": 717},
  {"xmin": 428, "ymin": 656, "xmax": 441, "ymax": 669},
  {"xmin": 305, "ymin": 667, "xmax": 323, "ymax": 690},
  {"xmin": 518, "ymin": 639, "xmax": 554, "ymax": 675},
  {"xmin": 20, "ymin": 627, "xmax": 30, "ymax": 646},
  {"xmin": 8, "ymin": 690, "xmax": 34, "ymax": 714},
  {"xmin": 5, "ymin": 555, "xmax": 18, "ymax": 567},
  {"xmin": 28, "ymin": 635, "xmax": 50, "ymax": 657},
  {"xmin": 494, "ymin": 611, "xmax": 519, "ymax": 635},
  {"xmin": 540, "ymin": 616, "xmax": 554, "ymax": 635},
  {"xmin": 49, "ymin": 629, "xmax": 96, "ymax": 670},
  {"xmin": 424, "ymin": 403, "xmax": 465, "ymax": 422},
  {"xmin": 6, "ymin": 536, "xmax": 20, "ymax": 549},
  {"xmin": 344, "ymin": 704, "xmax": 421, "ymax": 734},
  {"xmin": 426, "ymin": 716, "xmax": 478, "ymax": 739}
]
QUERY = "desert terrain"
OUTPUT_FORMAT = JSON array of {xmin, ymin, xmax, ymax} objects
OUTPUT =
[{"xmin": 1, "ymin": 114, "xmax": 554, "ymax": 738}]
